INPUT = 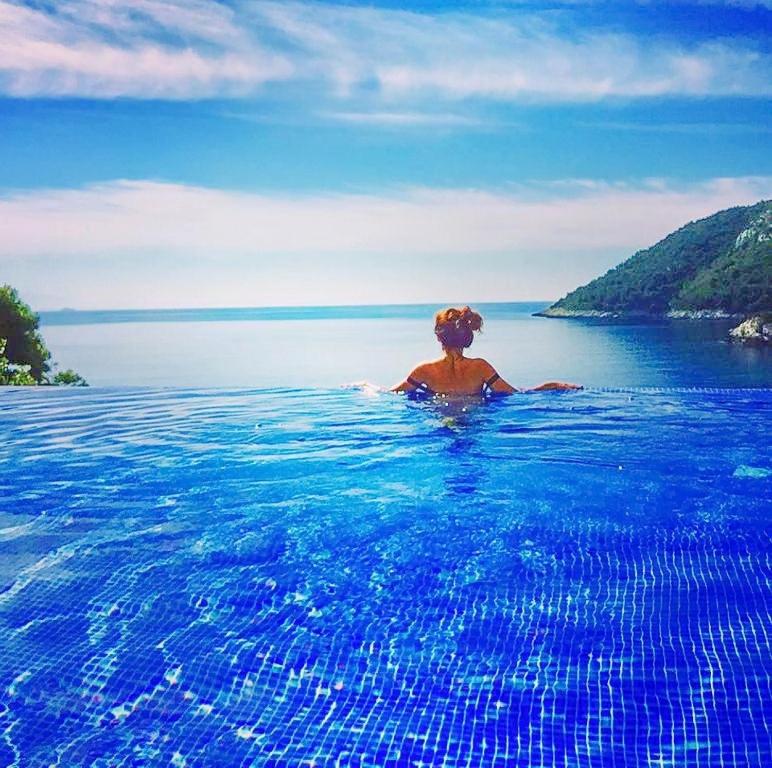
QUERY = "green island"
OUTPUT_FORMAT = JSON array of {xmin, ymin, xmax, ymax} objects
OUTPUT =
[
  {"xmin": 539, "ymin": 200, "xmax": 771, "ymax": 340},
  {"xmin": 0, "ymin": 284, "xmax": 87, "ymax": 386}
]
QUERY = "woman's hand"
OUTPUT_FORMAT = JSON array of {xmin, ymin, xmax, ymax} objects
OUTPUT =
[{"xmin": 530, "ymin": 381, "xmax": 583, "ymax": 391}]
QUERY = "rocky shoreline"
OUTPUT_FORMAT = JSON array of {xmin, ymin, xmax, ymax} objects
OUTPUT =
[
  {"xmin": 729, "ymin": 314, "xmax": 771, "ymax": 344},
  {"xmin": 535, "ymin": 306, "xmax": 770, "ymax": 343},
  {"xmin": 534, "ymin": 307, "xmax": 646, "ymax": 319},
  {"xmin": 534, "ymin": 307, "xmax": 744, "ymax": 320},
  {"xmin": 666, "ymin": 309, "xmax": 744, "ymax": 320}
]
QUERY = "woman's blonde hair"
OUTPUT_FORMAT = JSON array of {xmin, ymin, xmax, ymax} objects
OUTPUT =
[{"xmin": 434, "ymin": 306, "xmax": 483, "ymax": 349}]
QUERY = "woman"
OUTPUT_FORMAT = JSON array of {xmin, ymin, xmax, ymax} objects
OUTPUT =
[{"xmin": 392, "ymin": 306, "xmax": 581, "ymax": 396}]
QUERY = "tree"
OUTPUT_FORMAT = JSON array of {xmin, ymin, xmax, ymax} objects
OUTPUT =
[
  {"xmin": 0, "ymin": 339, "xmax": 36, "ymax": 385},
  {"xmin": 50, "ymin": 369, "xmax": 88, "ymax": 387},
  {"xmin": 0, "ymin": 284, "xmax": 50, "ymax": 380},
  {"xmin": 0, "ymin": 285, "xmax": 87, "ymax": 386}
]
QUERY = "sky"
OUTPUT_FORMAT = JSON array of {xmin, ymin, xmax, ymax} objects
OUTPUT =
[{"xmin": 0, "ymin": 0, "xmax": 771, "ymax": 310}]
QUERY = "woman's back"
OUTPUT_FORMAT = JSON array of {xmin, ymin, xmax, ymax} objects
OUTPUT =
[
  {"xmin": 392, "ymin": 304, "xmax": 580, "ymax": 397},
  {"xmin": 408, "ymin": 355, "xmax": 500, "ymax": 396}
]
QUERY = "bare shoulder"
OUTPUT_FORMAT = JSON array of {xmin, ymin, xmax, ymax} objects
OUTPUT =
[
  {"xmin": 410, "ymin": 361, "xmax": 436, "ymax": 379},
  {"xmin": 467, "ymin": 357, "xmax": 497, "ymax": 376}
]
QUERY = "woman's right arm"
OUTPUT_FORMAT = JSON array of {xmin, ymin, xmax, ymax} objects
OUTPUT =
[{"xmin": 391, "ymin": 364, "xmax": 427, "ymax": 393}]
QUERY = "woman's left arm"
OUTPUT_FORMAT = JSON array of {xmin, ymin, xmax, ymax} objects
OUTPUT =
[
  {"xmin": 488, "ymin": 374, "xmax": 519, "ymax": 394},
  {"xmin": 528, "ymin": 381, "xmax": 583, "ymax": 391},
  {"xmin": 479, "ymin": 360, "xmax": 518, "ymax": 394}
]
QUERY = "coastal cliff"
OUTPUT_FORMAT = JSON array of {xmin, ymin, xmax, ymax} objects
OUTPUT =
[{"xmin": 539, "ymin": 200, "xmax": 771, "ymax": 320}]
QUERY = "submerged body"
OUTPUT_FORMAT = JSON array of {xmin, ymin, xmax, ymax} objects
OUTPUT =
[{"xmin": 393, "ymin": 306, "xmax": 580, "ymax": 396}]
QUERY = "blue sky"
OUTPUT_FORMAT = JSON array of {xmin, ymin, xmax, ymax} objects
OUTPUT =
[{"xmin": 0, "ymin": 0, "xmax": 770, "ymax": 309}]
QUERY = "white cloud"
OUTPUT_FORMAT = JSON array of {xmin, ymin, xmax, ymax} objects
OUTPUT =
[
  {"xmin": 1, "ymin": 176, "xmax": 770, "ymax": 259},
  {"xmin": 261, "ymin": 2, "xmax": 769, "ymax": 100},
  {"xmin": 0, "ymin": 0, "xmax": 769, "ymax": 100},
  {"xmin": 0, "ymin": 0, "xmax": 292, "ymax": 98},
  {"xmin": 3, "ymin": 176, "xmax": 769, "ymax": 308}
]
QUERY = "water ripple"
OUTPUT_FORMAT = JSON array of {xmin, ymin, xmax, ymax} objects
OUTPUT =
[{"xmin": 0, "ymin": 387, "xmax": 770, "ymax": 767}]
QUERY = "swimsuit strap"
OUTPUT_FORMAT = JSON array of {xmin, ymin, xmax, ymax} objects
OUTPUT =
[
  {"xmin": 483, "ymin": 372, "xmax": 500, "ymax": 394},
  {"xmin": 408, "ymin": 373, "xmax": 498, "ymax": 396},
  {"xmin": 407, "ymin": 376, "xmax": 434, "ymax": 396}
]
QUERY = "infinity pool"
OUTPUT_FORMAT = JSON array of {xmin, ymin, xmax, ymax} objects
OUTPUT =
[{"xmin": 1, "ymin": 387, "xmax": 770, "ymax": 767}]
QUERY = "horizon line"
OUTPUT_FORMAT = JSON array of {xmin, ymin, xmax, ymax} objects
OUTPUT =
[{"xmin": 39, "ymin": 299, "xmax": 556, "ymax": 315}]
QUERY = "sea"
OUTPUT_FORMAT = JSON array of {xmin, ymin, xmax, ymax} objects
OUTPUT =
[{"xmin": 39, "ymin": 302, "xmax": 772, "ymax": 388}]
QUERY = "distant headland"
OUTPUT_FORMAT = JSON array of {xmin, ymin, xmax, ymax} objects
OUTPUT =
[{"xmin": 538, "ymin": 200, "xmax": 771, "ymax": 340}]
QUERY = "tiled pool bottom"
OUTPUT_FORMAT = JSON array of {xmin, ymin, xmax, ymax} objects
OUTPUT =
[{"xmin": 0, "ymin": 387, "xmax": 770, "ymax": 768}]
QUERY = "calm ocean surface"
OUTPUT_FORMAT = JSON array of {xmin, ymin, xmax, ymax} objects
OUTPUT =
[{"xmin": 40, "ymin": 302, "xmax": 771, "ymax": 388}]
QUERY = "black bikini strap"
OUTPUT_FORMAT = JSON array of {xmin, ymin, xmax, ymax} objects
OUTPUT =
[
  {"xmin": 407, "ymin": 376, "xmax": 429, "ymax": 391},
  {"xmin": 484, "ymin": 372, "xmax": 500, "ymax": 392}
]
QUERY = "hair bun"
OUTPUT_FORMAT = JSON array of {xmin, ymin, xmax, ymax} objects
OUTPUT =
[{"xmin": 460, "ymin": 306, "xmax": 483, "ymax": 332}]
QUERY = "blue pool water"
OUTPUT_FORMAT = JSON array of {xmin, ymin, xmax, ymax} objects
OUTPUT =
[{"xmin": 1, "ymin": 386, "xmax": 770, "ymax": 767}]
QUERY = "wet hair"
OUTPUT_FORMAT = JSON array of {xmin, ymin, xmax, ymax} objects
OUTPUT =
[{"xmin": 434, "ymin": 306, "xmax": 483, "ymax": 349}]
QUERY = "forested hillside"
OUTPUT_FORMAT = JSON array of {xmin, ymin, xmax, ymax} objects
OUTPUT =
[{"xmin": 542, "ymin": 201, "xmax": 771, "ymax": 316}]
